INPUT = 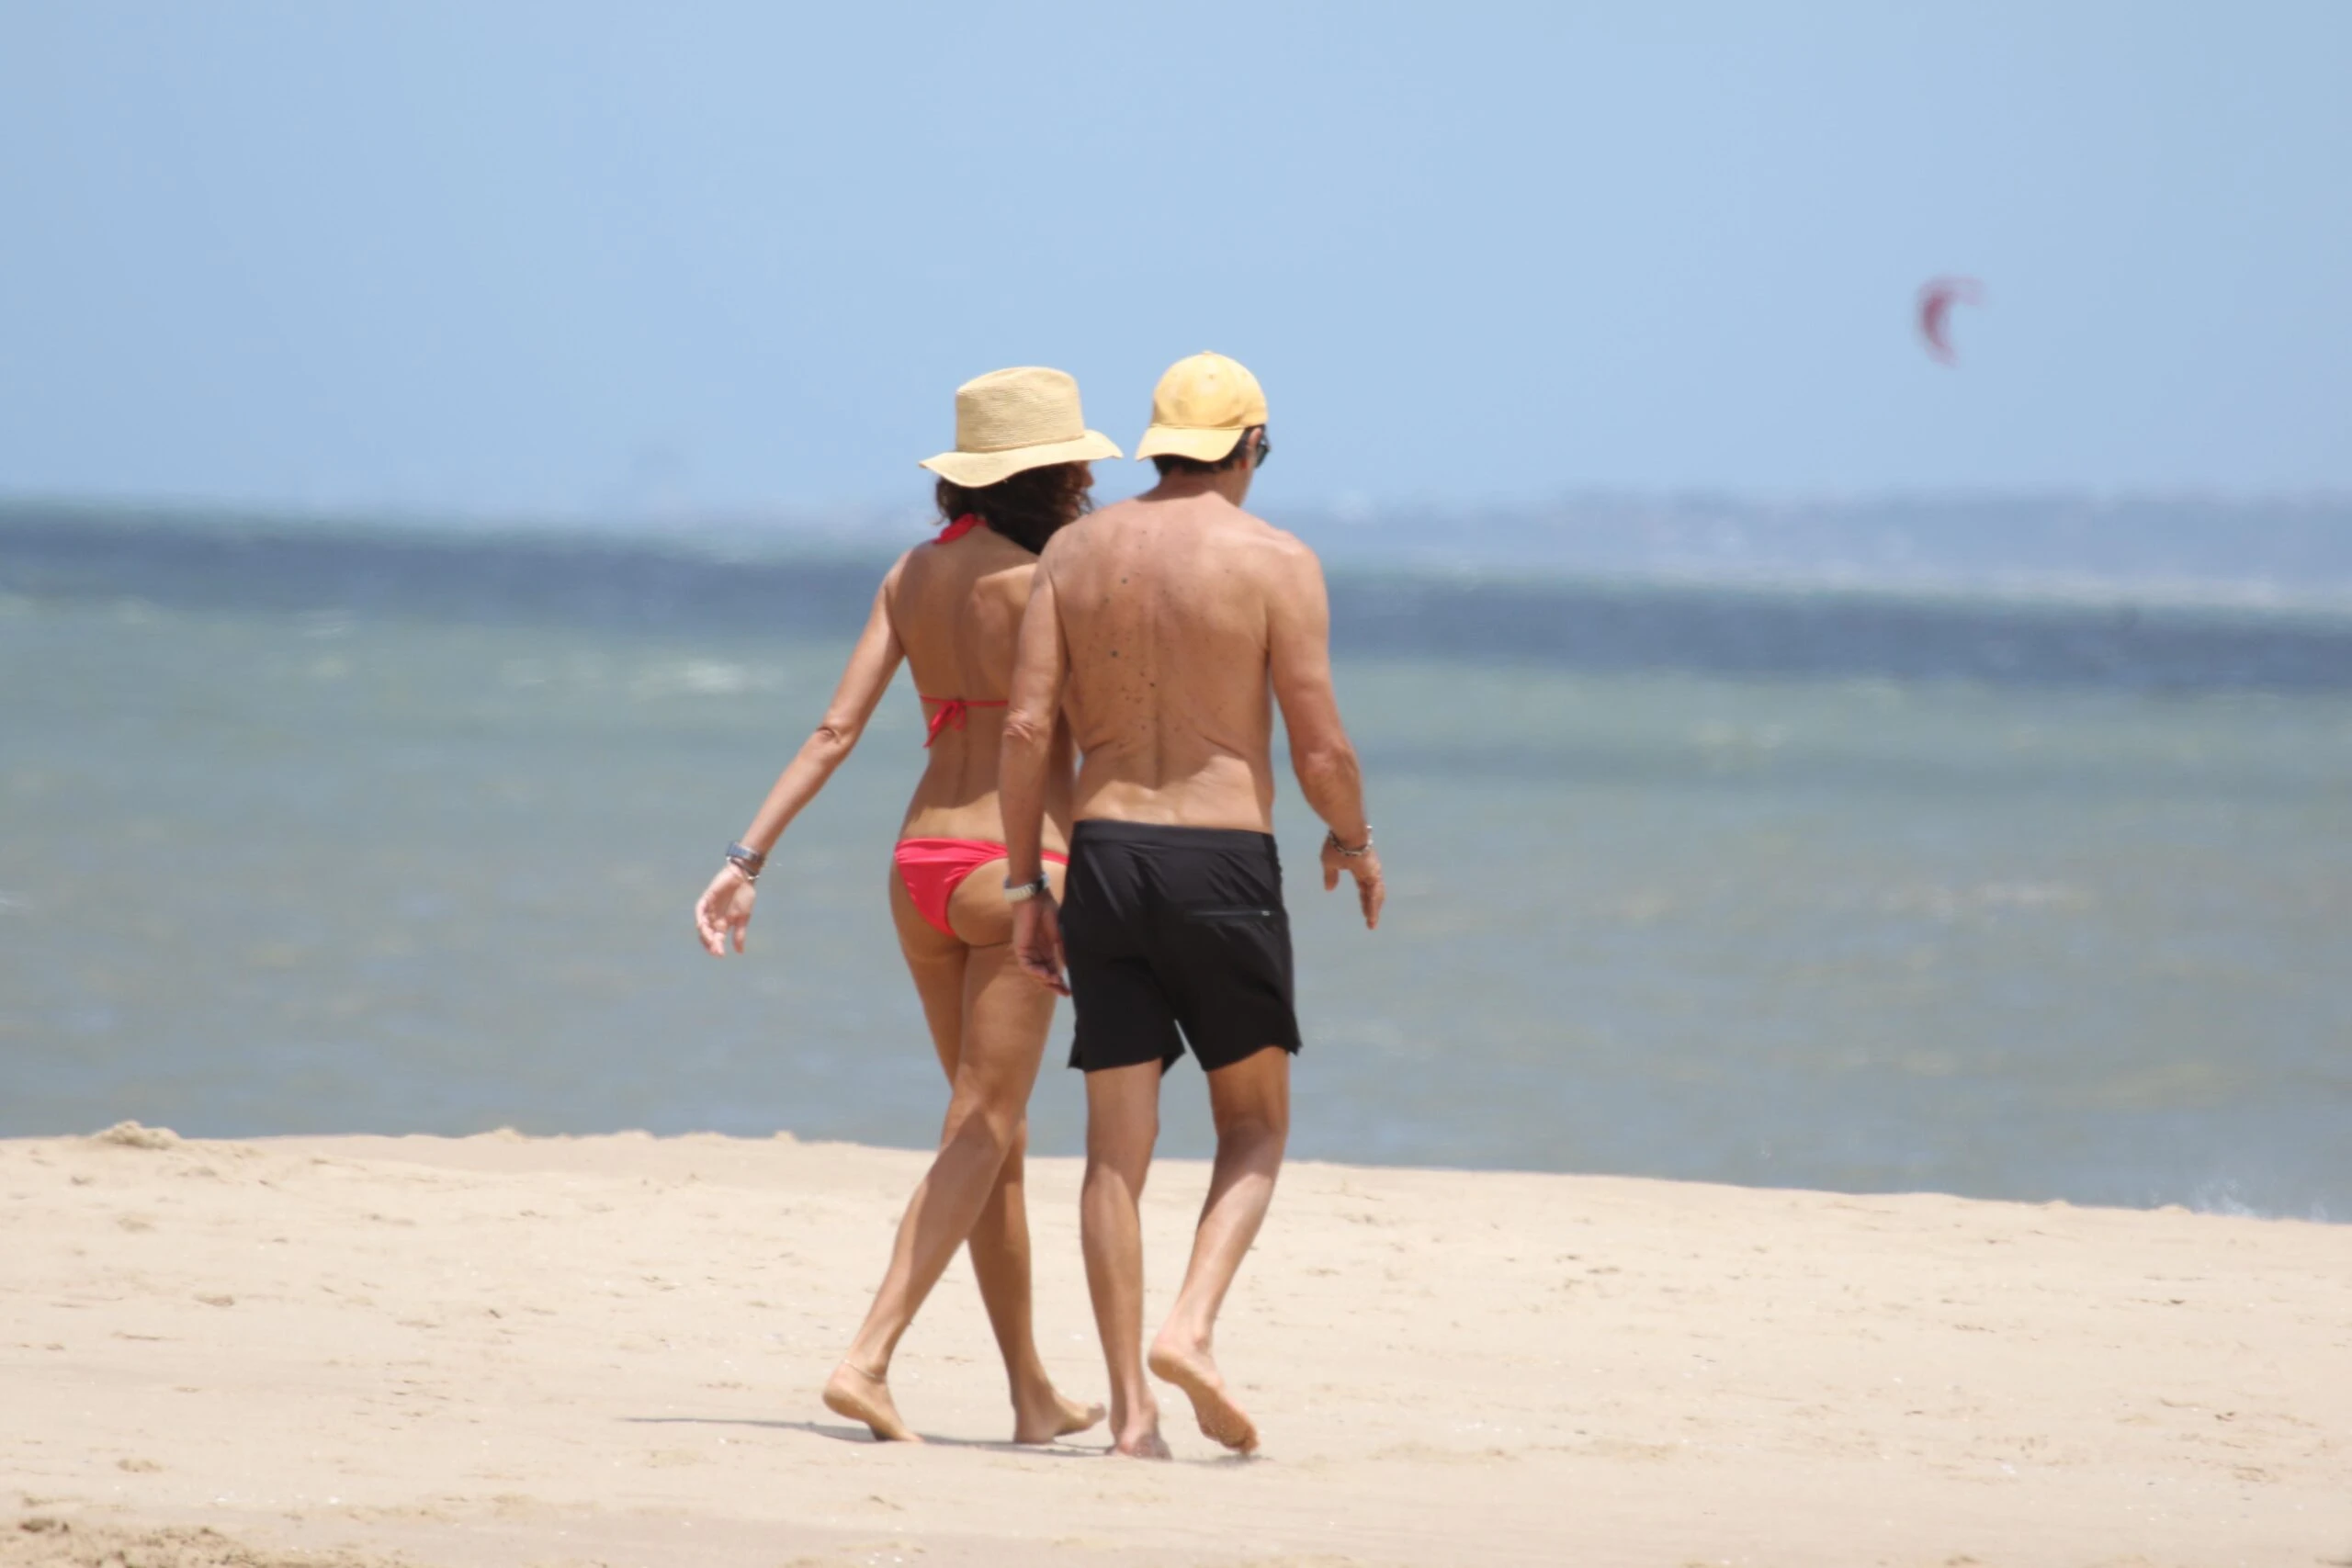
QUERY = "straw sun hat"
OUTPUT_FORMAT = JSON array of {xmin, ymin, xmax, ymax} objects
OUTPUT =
[{"xmin": 918, "ymin": 367, "xmax": 1122, "ymax": 488}]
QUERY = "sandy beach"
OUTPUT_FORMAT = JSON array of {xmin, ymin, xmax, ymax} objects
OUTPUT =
[{"xmin": 4, "ymin": 1126, "xmax": 2346, "ymax": 1568}]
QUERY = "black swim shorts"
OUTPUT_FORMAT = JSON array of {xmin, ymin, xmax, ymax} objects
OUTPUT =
[{"xmin": 1060, "ymin": 819, "xmax": 1301, "ymax": 1074}]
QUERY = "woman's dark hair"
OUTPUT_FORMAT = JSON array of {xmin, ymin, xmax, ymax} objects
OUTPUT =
[{"xmin": 933, "ymin": 461, "xmax": 1093, "ymax": 554}]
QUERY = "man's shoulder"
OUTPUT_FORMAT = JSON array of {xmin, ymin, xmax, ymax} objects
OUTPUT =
[
  {"xmin": 1039, "ymin": 501, "xmax": 1128, "ymax": 565},
  {"xmin": 1227, "ymin": 508, "xmax": 1319, "ymax": 577}
]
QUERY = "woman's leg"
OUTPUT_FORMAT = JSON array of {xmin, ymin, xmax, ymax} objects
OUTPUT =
[
  {"xmin": 823, "ymin": 863, "xmax": 1098, "ymax": 1443},
  {"xmin": 937, "ymin": 858, "xmax": 1091, "ymax": 1435},
  {"xmin": 820, "ymin": 870, "xmax": 967, "ymax": 1440},
  {"xmin": 954, "ymin": 938, "xmax": 1102, "ymax": 1442}
]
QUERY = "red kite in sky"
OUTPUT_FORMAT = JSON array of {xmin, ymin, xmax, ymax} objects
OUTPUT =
[{"xmin": 1917, "ymin": 276, "xmax": 1984, "ymax": 366}]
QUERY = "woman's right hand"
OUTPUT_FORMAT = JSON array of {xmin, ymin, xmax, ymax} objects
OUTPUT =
[{"xmin": 694, "ymin": 863, "xmax": 758, "ymax": 956}]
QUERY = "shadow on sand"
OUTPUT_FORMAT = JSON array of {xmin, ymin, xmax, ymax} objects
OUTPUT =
[
  {"xmin": 623, "ymin": 1413, "xmax": 1260, "ymax": 1463},
  {"xmin": 622, "ymin": 1413, "xmax": 1101, "ymax": 1455}
]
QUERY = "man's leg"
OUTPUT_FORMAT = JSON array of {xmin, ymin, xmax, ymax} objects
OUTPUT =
[
  {"xmin": 1080, "ymin": 1060, "xmax": 1170, "ymax": 1459},
  {"xmin": 1148, "ymin": 1044, "xmax": 1290, "ymax": 1454}
]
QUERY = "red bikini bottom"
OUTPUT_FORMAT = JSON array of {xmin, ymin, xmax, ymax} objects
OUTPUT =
[{"xmin": 894, "ymin": 838, "xmax": 1069, "ymax": 939}]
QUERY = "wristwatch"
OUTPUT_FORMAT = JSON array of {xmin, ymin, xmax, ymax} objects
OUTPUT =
[{"xmin": 1003, "ymin": 873, "xmax": 1051, "ymax": 904}]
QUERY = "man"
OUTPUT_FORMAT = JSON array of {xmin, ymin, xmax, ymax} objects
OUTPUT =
[{"xmin": 998, "ymin": 351, "xmax": 1383, "ymax": 1459}]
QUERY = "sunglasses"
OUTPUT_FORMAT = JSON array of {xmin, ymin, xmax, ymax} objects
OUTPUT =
[{"xmin": 1251, "ymin": 428, "xmax": 1272, "ymax": 469}]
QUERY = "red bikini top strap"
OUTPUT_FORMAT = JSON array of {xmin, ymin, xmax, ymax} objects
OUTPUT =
[
  {"xmin": 917, "ymin": 515, "xmax": 997, "ymax": 745},
  {"xmin": 917, "ymin": 694, "xmax": 1010, "ymax": 747}
]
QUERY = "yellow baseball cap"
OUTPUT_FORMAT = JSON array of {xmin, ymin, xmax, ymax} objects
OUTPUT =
[{"xmin": 1133, "ymin": 352, "xmax": 1268, "ymax": 464}]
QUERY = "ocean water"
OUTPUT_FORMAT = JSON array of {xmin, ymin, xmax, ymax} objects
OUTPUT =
[{"xmin": 4, "ymin": 512, "xmax": 2349, "ymax": 1218}]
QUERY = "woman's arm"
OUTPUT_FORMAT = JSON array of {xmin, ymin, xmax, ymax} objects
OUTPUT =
[
  {"xmin": 694, "ymin": 562, "xmax": 907, "ymax": 956},
  {"xmin": 735, "ymin": 564, "xmax": 908, "ymax": 853}
]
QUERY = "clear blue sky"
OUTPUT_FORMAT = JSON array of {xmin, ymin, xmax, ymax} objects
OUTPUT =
[{"xmin": 2, "ymin": 2, "xmax": 2346, "ymax": 518}]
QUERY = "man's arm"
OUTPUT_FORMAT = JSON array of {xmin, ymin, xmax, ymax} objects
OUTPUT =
[
  {"xmin": 1266, "ymin": 539, "xmax": 1383, "ymax": 930},
  {"xmin": 1001, "ymin": 558, "xmax": 1073, "ymax": 988},
  {"xmin": 1001, "ymin": 560, "xmax": 1069, "ymax": 886}
]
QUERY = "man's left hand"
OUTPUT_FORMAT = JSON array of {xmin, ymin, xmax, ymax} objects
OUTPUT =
[{"xmin": 1012, "ymin": 897, "xmax": 1070, "ymax": 995}]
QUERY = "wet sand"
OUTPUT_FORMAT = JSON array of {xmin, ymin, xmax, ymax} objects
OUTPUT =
[{"xmin": 5, "ymin": 1126, "xmax": 2348, "ymax": 1567}]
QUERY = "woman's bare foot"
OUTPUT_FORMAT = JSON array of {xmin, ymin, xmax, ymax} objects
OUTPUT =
[
  {"xmin": 1012, "ymin": 1382, "xmax": 1106, "ymax": 1446},
  {"xmin": 1148, "ymin": 1337, "xmax": 1258, "ymax": 1453},
  {"xmin": 822, "ymin": 1361, "xmax": 920, "ymax": 1442},
  {"xmin": 1109, "ymin": 1416, "xmax": 1172, "ymax": 1460}
]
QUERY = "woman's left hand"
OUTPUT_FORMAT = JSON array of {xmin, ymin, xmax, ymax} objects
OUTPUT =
[{"xmin": 694, "ymin": 864, "xmax": 758, "ymax": 956}]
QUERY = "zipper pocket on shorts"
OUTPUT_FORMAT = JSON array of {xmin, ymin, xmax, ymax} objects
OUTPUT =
[{"xmin": 1185, "ymin": 906, "xmax": 1279, "ymax": 922}]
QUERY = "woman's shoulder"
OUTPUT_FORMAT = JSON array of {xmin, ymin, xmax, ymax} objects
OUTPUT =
[
  {"xmin": 878, "ymin": 545, "xmax": 921, "ymax": 592},
  {"xmin": 932, "ymin": 530, "xmax": 1039, "ymax": 587},
  {"xmin": 886, "ymin": 538, "xmax": 1035, "ymax": 622},
  {"xmin": 978, "ymin": 542, "xmax": 1040, "ymax": 607}
]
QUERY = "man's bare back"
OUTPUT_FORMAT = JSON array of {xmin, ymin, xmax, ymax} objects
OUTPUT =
[
  {"xmin": 1043, "ymin": 488, "xmax": 1316, "ymax": 833},
  {"xmin": 1001, "ymin": 457, "xmax": 1384, "ymax": 968}
]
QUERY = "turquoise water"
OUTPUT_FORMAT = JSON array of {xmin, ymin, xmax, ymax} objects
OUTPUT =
[{"xmin": 3, "ymin": 529, "xmax": 2349, "ymax": 1217}]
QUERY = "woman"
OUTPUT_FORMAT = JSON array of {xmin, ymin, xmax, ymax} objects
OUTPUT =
[{"xmin": 693, "ymin": 367, "xmax": 1117, "ymax": 1444}]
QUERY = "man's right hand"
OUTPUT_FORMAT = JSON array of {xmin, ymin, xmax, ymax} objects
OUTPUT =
[
  {"xmin": 1012, "ymin": 897, "xmax": 1070, "ymax": 995},
  {"xmin": 1322, "ymin": 840, "xmax": 1385, "ymax": 931}
]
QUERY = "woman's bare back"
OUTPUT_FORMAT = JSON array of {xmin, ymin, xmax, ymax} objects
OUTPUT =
[{"xmin": 888, "ymin": 529, "xmax": 1074, "ymax": 846}]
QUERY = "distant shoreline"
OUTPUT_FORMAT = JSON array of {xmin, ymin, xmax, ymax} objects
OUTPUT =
[
  {"xmin": 9, "ymin": 489, "xmax": 2352, "ymax": 619},
  {"xmin": 9, "ymin": 498, "xmax": 2352, "ymax": 692}
]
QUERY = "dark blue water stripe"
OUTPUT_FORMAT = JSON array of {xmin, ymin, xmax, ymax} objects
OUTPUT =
[{"xmin": 6, "ymin": 507, "xmax": 2352, "ymax": 693}]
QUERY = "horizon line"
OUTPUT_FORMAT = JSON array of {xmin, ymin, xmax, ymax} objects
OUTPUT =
[{"xmin": 7, "ymin": 484, "xmax": 2352, "ymax": 536}]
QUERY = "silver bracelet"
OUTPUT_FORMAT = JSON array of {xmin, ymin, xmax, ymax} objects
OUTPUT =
[
  {"xmin": 1324, "ymin": 825, "xmax": 1373, "ymax": 858},
  {"xmin": 725, "ymin": 841, "xmax": 766, "ymax": 883}
]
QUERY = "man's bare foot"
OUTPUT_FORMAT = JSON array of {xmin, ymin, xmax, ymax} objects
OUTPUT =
[
  {"xmin": 822, "ymin": 1361, "xmax": 920, "ymax": 1442},
  {"xmin": 1148, "ymin": 1338, "xmax": 1259, "ymax": 1453},
  {"xmin": 1012, "ymin": 1383, "xmax": 1106, "ymax": 1446}
]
